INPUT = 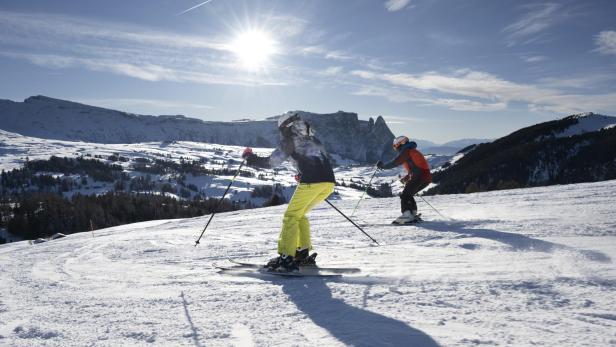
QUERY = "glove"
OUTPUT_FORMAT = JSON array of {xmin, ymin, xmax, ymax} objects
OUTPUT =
[
  {"xmin": 376, "ymin": 160, "xmax": 384, "ymax": 169},
  {"xmin": 294, "ymin": 174, "xmax": 302, "ymax": 183},
  {"xmin": 399, "ymin": 174, "xmax": 410, "ymax": 184},
  {"xmin": 241, "ymin": 147, "xmax": 253, "ymax": 159}
]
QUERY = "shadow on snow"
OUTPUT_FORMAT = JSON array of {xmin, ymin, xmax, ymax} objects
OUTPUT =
[
  {"xmin": 181, "ymin": 291, "xmax": 205, "ymax": 347},
  {"xmin": 275, "ymin": 277, "xmax": 440, "ymax": 347},
  {"xmin": 418, "ymin": 220, "xmax": 611, "ymax": 263}
]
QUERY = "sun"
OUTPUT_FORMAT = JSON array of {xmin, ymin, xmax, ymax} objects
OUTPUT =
[{"xmin": 229, "ymin": 29, "xmax": 278, "ymax": 71}]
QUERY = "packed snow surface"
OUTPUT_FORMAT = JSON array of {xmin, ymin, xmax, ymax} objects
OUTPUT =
[{"xmin": 1, "ymin": 179, "xmax": 615, "ymax": 346}]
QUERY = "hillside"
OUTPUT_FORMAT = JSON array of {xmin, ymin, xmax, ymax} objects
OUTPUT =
[
  {"xmin": 0, "ymin": 179, "xmax": 614, "ymax": 345},
  {"xmin": 0, "ymin": 96, "xmax": 395, "ymax": 163},
  {"xmin": 0, "ymin": 130, "xmax": 451, "ymax": 241},
  {"xmin": 428, "ymin": 113, "xmax": 616, "ymax": 194}
]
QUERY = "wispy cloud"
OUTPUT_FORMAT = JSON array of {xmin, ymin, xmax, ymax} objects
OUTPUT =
[
  {"xmin": 351, "ymin": 68, "xmax": 616, "ymax": 114},
  {"xmin": 522, "ymin": 55, "xmax": 548, "ymax": 63},
  {"xmin": 320, "ymin": 66, "xmax": 344, "ymax": 76},
  {"xmin": 427, "ymin": 98, "xmax": 507, "ymax": 112},
  {"xmin": 384, "ymin": 0, "xmax": 412, "ymax": 12},
  {"xmin": 0, "ymin": 10, "xmax": 298, "ymax": 86},
  {"xmin": 503, "ymin": 3, "xmax": 567, "ymax": 46},
  {"xmin": 594, "ymin": 30, "xmax": 616, "ymax": 55},
  {"xmin": 538, "ymin": 74, "xmax": 616, "ymax": 90},
  {"xmin": 353, "ymin": 85, "xmax": 418, "ymax": 103},
  {"xmin": 1, "ymin": 51, "xmax": 285, "ymax": 86},
  {"xmin": 324, "ymin": 50, "xmax": 355, "ymax": 61},
  {"xmin": 354, "ymin": 84, "xmax": 507, "ymax": 112},
  {"xmin": 352, "ymin": 68, "xmax": 552, "ymax": 102}
]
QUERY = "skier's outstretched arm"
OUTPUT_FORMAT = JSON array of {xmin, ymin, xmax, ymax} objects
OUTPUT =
[{"xmin": 242, "ymin": 147, "xmax": 289, "ymax": 169}]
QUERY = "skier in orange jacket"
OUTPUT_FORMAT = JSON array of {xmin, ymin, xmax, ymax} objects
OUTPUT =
[{"xmin": 377, "ymin": 136, "xmax": 432, "ymax": 224}]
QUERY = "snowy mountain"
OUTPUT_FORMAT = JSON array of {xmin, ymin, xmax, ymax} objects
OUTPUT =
[
  {"xmin": 0, "ymin": 178, "xmax": 614, "ymax": 346},
  {"xmin": 429, "ymin": 112, "xmax": 616, "ymax": 194},
  {"xmin": 0, "ymin": 96, "xmax": 395, "ymax": 163}
]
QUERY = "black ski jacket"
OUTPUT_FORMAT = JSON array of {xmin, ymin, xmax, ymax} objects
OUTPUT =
[{"xmin": 246, "ymin": 135, "xmax": 336, "ymax": 184}]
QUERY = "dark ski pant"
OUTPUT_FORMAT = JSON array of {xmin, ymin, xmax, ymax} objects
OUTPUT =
[{"xmin": 400, "ymin": 176, "xmax": 430, "ymax": 213}]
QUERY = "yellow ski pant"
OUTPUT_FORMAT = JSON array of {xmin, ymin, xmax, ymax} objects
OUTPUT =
[{"xmin": 278, "ymin": 182, "xmax": 335, "ymax": 256}]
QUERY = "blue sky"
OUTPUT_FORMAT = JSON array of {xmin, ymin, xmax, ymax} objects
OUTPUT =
[{"xmin": 1, "ymin": 0, "xmax": 615, "ymax": 143}]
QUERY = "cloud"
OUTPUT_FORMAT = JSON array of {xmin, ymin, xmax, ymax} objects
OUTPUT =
[
  {"xmin": 320, "ymin": 66, "xmax": 344, "ymax": 76},
  {"xmin": 351, "ymin": 68, "xmax": 616, "ymax": 114},
  {"xmin": 427, "ymin": 98, "xmax": 507, "ymax": 112},
  {"xmin": 0, "ymin": 10, "xmax": 298, "ymax": 86},
  {"xmin": 385, "ymin": 0, "xmax": 412, "ymax": 12},
  {"xmin": 324, "ymin": 50, "xmax": 355, "ymax": 61},
  {"xmin": 2, "ymin": 52, "xmax": 286, "ymax": 86},
  {"xmin": 528, "ymin": 92, "xmax": 616, "ymax": 114},
  {"xmin": 594, "ymin": 30, "xmax": 616, "ymax": 55},
  {"xmin": 503, "ymin": 3, "xmax": 568, "ymax": 46},
  {"xmin": 0, "ymin": 11, "xmax": 227, "ymax": 51},
  {"xmin": 352, "ymin": 68, "xmax": 552, "ymax": 102},
  {"xmin": 538, "ymin": 74, "xmax": 616, "ymax": 89},
  {"xmin": 353, "ymin": 85, "xmax": 418, "ymax": 103},
  {"xmin": 353, "ymin": 83, "xmax": 507, "ymax": 111},
  {"xmin": 522, "ymin": 55, "xmax": 548, "ymax": 63}
]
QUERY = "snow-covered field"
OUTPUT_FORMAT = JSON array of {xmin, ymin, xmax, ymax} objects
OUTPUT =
[
  {"xmin": 0, "ymin": 129, "xmax": 447, "ymax": 206},
  {"xmin": 1, "ymin": 179, "xmax": 615, "ymax": 346}
]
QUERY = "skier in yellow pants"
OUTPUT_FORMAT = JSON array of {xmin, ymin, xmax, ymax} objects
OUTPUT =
[
  {"xmin": 242, "ymin": 113, "xmax": 336, "ymax": 273},
  {"xmin": 278, "ymin": 182, "xmax": 335, "ymax": 257}
]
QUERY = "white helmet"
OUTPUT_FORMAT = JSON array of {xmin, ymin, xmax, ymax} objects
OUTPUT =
[
  {"xmin": 393, "ymin": 135, "xmax": 409, "ymax": 150},
  {"xmin": 277, "ymin": 112, "xmax": 314, "ymax": 136},
  {"xmin": 277, "ymin": 112, "xmax": 301, "ymax": 130}
]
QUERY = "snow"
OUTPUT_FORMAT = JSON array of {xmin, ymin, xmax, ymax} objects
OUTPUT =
[
  {"xmin": 0, "ymin": 129, "xmax": 448, "ymax": 204},
  {"xmin": 555, "ymin": 113, "xmax": 616, "ymax": 138},
  {"xmin": 1, "ymin": 179, "xmax": 615, "ymax": 346}
]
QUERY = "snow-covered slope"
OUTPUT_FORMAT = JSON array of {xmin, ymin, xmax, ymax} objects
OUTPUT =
[
  {"xmin": 553, "ymin": 112, "xmax": 616, "ymax": 138},
  {"xmin": 429, "ymin": 112, "xmax": 616, "ymax": 194},
  {"xmin": 1, "ymin": 179, "xmax": 614, "ymax": 346},
  {"xmin": 0, "ymin": 129, "xmax": 442, "ymax": 202}
]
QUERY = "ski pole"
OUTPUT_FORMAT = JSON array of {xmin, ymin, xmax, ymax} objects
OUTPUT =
[
  {"xmin": 417, "ymin": 195, "xmax": 451, "ymax": 220},
  {"xmin": 350, "ymin": 164, "xmax": 379, "ymax": 218},
  {"xmin": 194, "ymin": 158, "xmax": 246, "ymax": 246},
  {"xmin": 325, "ymin": 199, "xmax": 379, "ymax": 245}
]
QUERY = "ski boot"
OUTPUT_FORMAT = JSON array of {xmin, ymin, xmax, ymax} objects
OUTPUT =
[
  {"xmin": 265, "ymin": 254, "xmax": 299, "ymax": 273},
  {"xmin": 294, "ymin": 248, "xmax": 318, "ymax": 267},
  {"xmin": 392, "ymin": 210, "xmax": 420, "ymax": 224}
]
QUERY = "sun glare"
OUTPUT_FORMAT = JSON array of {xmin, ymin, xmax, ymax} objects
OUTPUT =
[{"xmin": 229, "ymin": 29, "xmax": 277, "ymax": 71}]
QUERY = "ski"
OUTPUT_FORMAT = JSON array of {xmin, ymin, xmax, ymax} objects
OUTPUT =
[
  {"xmin": 214, "ymin": 263, "xmax": 342, "ymax": 278},
  {"xmin": 391, "ymin": 219, "xmax": 422, "ymax": 225},
  {"xmin": 361, "ymin": 223, "xmax": 422, "ymax": 227},
  {"xmin": 390, "ymin": 213, "xmax": 423, "ymax": 225},
  {"xmin": 228, "ymin": 259, "xmax": 361, "ymax": 274}
]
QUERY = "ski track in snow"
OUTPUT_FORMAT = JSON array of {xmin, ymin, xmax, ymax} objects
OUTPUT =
[{"xmin": 1, "ymin": 178, "xmax": 616, "ymax": 346}]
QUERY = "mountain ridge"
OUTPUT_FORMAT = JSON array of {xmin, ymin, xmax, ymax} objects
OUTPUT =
[
  {"xmin": 0, "ymin": 96, "xmax": 395, "ymax": 163},
  {"xmin": 428, "ymin": 112, "xmax": 616, "ymax": 194}
]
